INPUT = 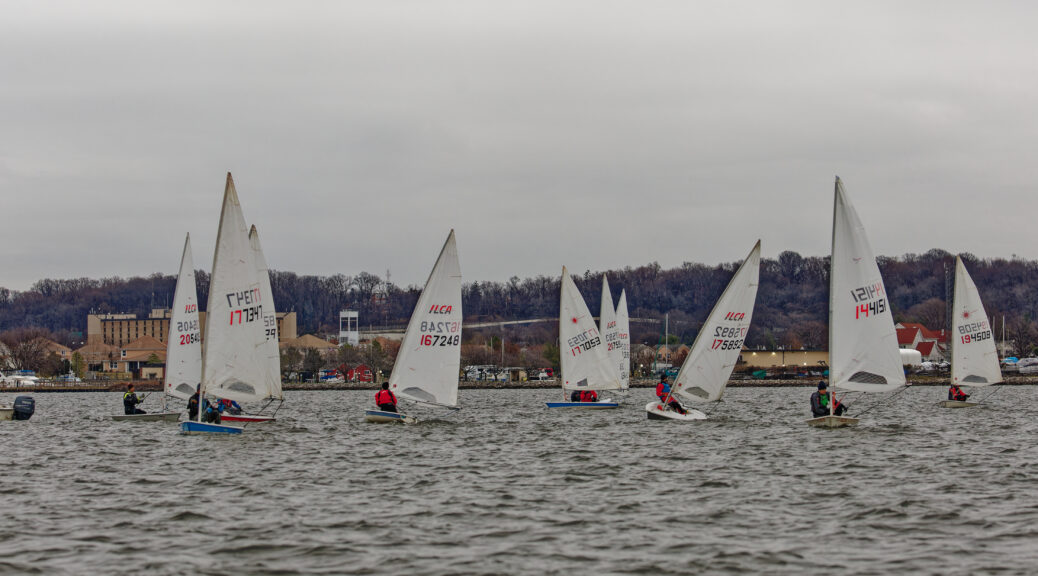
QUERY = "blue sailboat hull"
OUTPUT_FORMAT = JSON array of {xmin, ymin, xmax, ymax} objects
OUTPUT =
[{"xmin": 180, "ymin": 421, "xmax": 243, "ymax": 435}]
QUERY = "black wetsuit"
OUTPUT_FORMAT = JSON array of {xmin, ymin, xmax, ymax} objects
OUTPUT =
[
  {"xmin": 123, "ymin": 392, "xmax": 146, "ymax": 415},
  {"xmin": 811, "ymin": 391, "xmax": 845, "ymax": 417}
]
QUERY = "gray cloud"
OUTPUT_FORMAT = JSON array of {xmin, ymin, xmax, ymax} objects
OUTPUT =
[{"xmin": 2, "ymin": 1, "xmax": 1036, "ymax": 290}]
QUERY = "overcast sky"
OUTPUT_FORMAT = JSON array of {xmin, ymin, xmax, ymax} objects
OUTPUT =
[{"xmin": 2, "ymin": 1, "xmax": 1036, "ymax": 291}]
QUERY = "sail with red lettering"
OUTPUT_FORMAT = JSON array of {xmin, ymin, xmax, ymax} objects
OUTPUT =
[
  {"xmin": 560, "ymin": 268, "xmax": 621, "ymax": 392},
  {"xmin": 199, "ymin": 173, "xmax": 269, "ymax": 403},
  {"xmin": 388, "ymin": 230, "xmax": 463, "ymax": 407},
  {"xmin": 598, "ymin": 276, "xmax": 622, "ymax": 382},
  {"xmin": 672, "ymin": 241, "xmax": 761, "ymax": 403},
  {"xmin": 615, "ymin": 289, "xmax": 630, "ymax": 391},
  {"xmin": 164, "ymin": 234, "xmax": 201, "ymax": 401},
  {"xmin": 829, "ymin": 177, "xmax": 905, "ymax": 393},
  {"xmin": 951, "ymin": 256, "xmax": 1002, "ymax": 387}
]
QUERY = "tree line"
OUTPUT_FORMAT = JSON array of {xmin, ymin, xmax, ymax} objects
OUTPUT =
[{"xmin": 3, "ymin": 248, "xmax": 1038, "ymax": 358}]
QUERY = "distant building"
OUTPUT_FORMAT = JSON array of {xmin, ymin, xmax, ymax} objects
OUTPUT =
[
  {"xmin": 280, "ymin": 334, "xmax": 338, "ymax": 354},
  {"xmin": 73, "ymin": 341, "xmax": 122, "ymax": 375},
  {"xmin": 740, "ymin": 349, "xmax": 829, "ymax": 369},
  {"xmin": 87, "ymin": 308, "xmax": 297, "ymax": 347},
  {"xmin": 119, "ymin": 335, "xmax": 166, "ymax": 379},
  {"xmin": 42, "ymin": 340, "xmax": 72, "ymax": 362},
  {"xmin": 896, "ymin": 322, "xmax": 948, "ymax": 363},
  {"xmin": 339, "ymin": 310, "xmax": 359, "ymax": 347}
]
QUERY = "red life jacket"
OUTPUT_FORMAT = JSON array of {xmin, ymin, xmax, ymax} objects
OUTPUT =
[
  {"xmin": 579, "ymin": 390, "xmax": 597, "ymax": 402},
  {"xmin": 656, "ymin": 381, "xmax": 669, "ymax": 401},
  {"xmin": 950, "ymin": 386, "xmax": 967, "ymax": 401},
  {"xmin": 375, "ymin": 389, "xmax": 396, "ymax": 406}
]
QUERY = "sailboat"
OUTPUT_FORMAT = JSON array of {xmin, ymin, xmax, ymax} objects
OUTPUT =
[
  {"xmin": 647, "ymin": 241, "xmax": 761, "ymax": 420},
  {"xmin": 182, "ymin": 173, "xmax": 270, "ymax": 435},
  {"xmin": 599, "ymin": 276, "xmax": 624, "ymax": 391},
  {"xmin": 807, "ymin": 177, "xmax": 905, "ymax": 428},
  {"xmin": 939, "ymin": 256, "xmax": 1002, "ymax": 408},
  {"xmin": 616, "ymin": 289, "xmax": 631, "ymax": 393},
  {"xmin": 365, "ymin": 230, "xmax": 462, "ymax": 424},
  {"xmin": 112, "ymin": 234, "xmax": 197, "ymax": 422},
  {"xmin": 546, "ymin": 267, "xmax": 621, "ymax": 409},
  {"xmin": 214, "ymin": 225, "xmax": 283, "ymax": 424}
]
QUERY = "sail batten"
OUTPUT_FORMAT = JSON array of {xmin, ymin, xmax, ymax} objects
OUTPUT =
[
  {"xmin": 389, "ymin": 230, "xmax": 463, "ymax": 408},
  {"xmin": 951, "ymin": 256, "xmax": 1002, "ymax": 387},
  {"xmin": 829, "ymin": 178, "xmax": 905, "ymax": 393}
]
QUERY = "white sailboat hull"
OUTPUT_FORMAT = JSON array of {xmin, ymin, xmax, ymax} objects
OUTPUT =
[
  {"xmin": 644, "ymin": 401, "xmax": 707, "ymax": 421},
  {"xmin": 112, "ymin": 412, "xmax": 181, "ymax": 422},
  {"xmin": 806, "ymin": 415, "xmax": 859, "ymax": 428},
  {"xmin": 938, "ymin": 400, "xmax": 979, "ymax": 409},
  {"xmin": 364, "ymin": 409, "xmax": 417, "ymax": 424}
]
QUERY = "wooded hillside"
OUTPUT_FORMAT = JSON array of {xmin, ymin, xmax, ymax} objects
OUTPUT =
[{"xmin": 3, "ymin": 248, "xmax": 1037, "ymax": 354}]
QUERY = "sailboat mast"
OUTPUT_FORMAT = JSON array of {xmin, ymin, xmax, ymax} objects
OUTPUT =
[{"xmin": 829, "ymin": 177, "xmax": 839, "ymax": 417}]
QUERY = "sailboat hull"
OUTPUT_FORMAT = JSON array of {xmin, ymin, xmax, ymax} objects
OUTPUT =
[
  {"xmin": 806, "ymin": 415, "xmax": 859, "ymax": 428},
  {"xmin": 644, "ymin": 401, "xmax": 707, "ymax": 421},
  {"xmin": 938, "ymin": 400, "xmax": 979, "ymax": 409},
  {"xmin": 364, "ymin": 409, "xmax": 417, "ymax": 424},
  {"xmin": 545, "ymin": 401, "xmax": 619, "ymax": 409},
  {"xmin": 112, "ymin": 412, "xmax": 181, "ymax": 422},
  {"xmin": 180, "ymin": 421, "xmax": 243, "ymax": 435},
  {"xmin": 219, "ymin": 414, "xmax": 276, "ymax": 423}
]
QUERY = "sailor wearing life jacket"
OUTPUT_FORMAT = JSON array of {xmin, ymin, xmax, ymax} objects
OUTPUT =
[
  {"xmin": 375, "ymin": 382, "xmax": 398, "ymax": 413},
  {"xmin": 811, "ymin": 381, "xmax": 846, "ymax": 417},
  {"xmin": 655, "ymin": 374, "xmax": 687, "ymax": 415},
  {"xmin": 949, "ymin": 383, "xmax": 970, "ymax": 402},
  {"xmin": 123, "ymin": 383, "xmax": 147, "ymax": 415},
  {"xmin": 578, "ymin": 389, "xmax": 598, "ymax": 402}
]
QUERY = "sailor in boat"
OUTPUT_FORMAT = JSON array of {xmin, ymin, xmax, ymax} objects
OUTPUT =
[
  {"xmin": 188, "ymin": 385, "xmax": 222, "ymax": 424},
  {"xmin": 569, "ymin": 389, "xmax": 598, "ymax": 402},
  {"xmin": 375, "ymin": 382, "xmax": 398, "ymax": 413},
  {"xmin": 122, "ymin": 384, "xmax": 147, "ymax": 415},
  {"xmin": 948, "ymin": 383, "xmax": 970, "ymax": 402},
  {"xmin": 810, "ymin": 381, "xmax": 847, "ymax": 417},
  {"xmin": 655, "ymin": 374, "xmax": 687, "ymax": 415},
  {"xmin": 217, "ymin": 398, "xmax": 243, "ymax": 415}
]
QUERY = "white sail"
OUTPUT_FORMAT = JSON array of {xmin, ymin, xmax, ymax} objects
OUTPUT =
[
  {"xmin": 673, "ymin": 240, "xmax": 761, "ymax": 403},
  {"xmin": 951, "ymin": 256, "xmax": 1002, "ymax": 387},
  {"xmin": 200, "ymin": 173, "xmax": 271, "ymax": 403},
  {"xmin": 829, "ymin": 177, "xmax": 905, "ymax": 393},
  {"xmin": 560, "ymin": 267, "xmax": 621, "ymax": 391},
  {"xmin": 164, "ymin": 234, "xmax": 202, "ymax": 401},
  {"xmin": 615, "ymin": 289, "xmax": 631, "ymax": 390},
  {"xmin": 249, "ymin": 225, "xmax": 284, "ymax": 400},
  {"xmin": 599, "ymin": 276, "xmax": 622, "ymax": 381},
  {"xmin": 389, "ymin": 230, "xmax": 463, "ymax": 407}
]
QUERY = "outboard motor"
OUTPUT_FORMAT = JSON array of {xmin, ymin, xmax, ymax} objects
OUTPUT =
[{"xmin": 13, "ymin": 396, "xmax": 34, "ymax": 421}]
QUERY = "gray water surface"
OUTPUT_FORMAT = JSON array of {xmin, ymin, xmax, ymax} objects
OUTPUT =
[{"xmin": 2, "ymin": 387, "xmax": 1037, "ymax": 575}]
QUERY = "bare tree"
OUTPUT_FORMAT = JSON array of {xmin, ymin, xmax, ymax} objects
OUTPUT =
[{"xmin": 0, "ymin": 327, "xmax": 55, "ymax": 373}]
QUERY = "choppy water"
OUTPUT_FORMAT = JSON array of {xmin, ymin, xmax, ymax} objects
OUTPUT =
[{"xmin": 1, "ymin": 386, "xmax": 1037, "ymax": 575}]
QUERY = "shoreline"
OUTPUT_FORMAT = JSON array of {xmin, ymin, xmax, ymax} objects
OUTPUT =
[{"xmin": 3, "ymin": 374, "xmax": 1036, "ymax": 393}]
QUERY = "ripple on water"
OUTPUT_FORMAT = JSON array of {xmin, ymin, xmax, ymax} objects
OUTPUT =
[{"xmin": 3, "ymin": 387, "xmax": 1038, "ymax": 574}]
